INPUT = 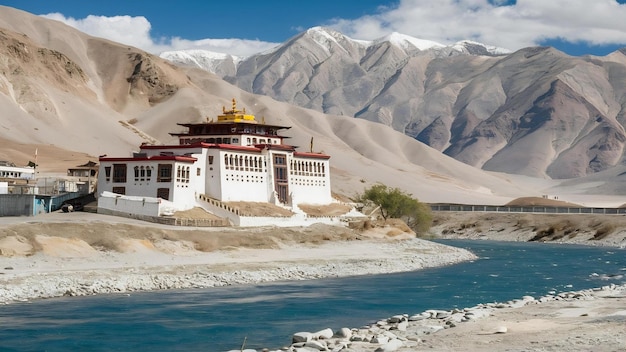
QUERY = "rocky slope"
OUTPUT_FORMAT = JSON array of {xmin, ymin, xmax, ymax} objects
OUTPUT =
[{"xmin": 165, "ymin": 27, "xmax": 626, "ymax": 179}]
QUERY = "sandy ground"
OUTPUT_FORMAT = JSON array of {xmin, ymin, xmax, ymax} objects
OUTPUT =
[
  {"xmin": 418, "ymin": 288, "xmax": 626, "ymax": 352},
  {"xmin": 1, "ymin": 211, "xmax": 625, "ymax": 351}
]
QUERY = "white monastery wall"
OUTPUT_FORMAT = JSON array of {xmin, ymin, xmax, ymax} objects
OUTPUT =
[
  {"xmin": 289, "ymin": 157, "xmax": 332, "ymax": 205},
  {"xmin": 97, "ymin": 191, "xmax": 162, "ymax": 217},
  {"xmin": 218, "ymin": 151, "xmax": 269, "ymax": 202}
]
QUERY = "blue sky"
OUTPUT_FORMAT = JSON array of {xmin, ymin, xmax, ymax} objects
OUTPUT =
[{"xmin": 2, "ymin": 0, "xmax": 626, "ymax": 57}]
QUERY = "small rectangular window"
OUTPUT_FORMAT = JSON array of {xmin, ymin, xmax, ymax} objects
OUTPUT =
[
  {"xmin": 157, "ymin": 164, "xmax": 172, "ymax": 182},
  {"xmin": 157, "ymin": 188, "xmax": 170, "ymax": 200},
  {"xmin": 112, "ymin": 186, "xmax": 126, "ymax": 195},
  {"xmin": 104, "ymin": 166, "xmax": 111, "ymax": 182},
  {"xmin": 112, "ymin": 164, "xmax": 127, "ymax": 183}
]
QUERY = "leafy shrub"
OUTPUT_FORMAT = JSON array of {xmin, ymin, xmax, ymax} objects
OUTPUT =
[{"xmin": 354, "ymin": 184, "xmax": 432, "ymax": 235}]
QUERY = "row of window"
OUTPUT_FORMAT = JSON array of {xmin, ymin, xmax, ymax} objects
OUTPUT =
[
  {"xmin": 176, "ymin": 166, "xmax": 190, "ymax": 183},
  {"xmin": 224, "ymin": 154, "xmax": 266, "ymax": 172},
  {"xmin": 105, "ymin": 164, "xmax": 180, "ymax": 184},
  {"xmin": 180, "ymin": 137, "xmax": 240, "ymax": 145},
  {"xmin": 179, "ymin": 137, "xmax": 279, "ymax": 146},
  {"xmin": 290, "ymin": 160, "xmax": 326, "ymax": 177},
  {"xmin": 0, "ymin": 171, "xmax": 31, "ymax": 178}
]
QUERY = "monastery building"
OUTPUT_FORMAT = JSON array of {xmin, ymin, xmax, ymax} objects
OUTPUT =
[{"xmin": 97, "ymin": 99, "xmax": 338, "ymax": 225}]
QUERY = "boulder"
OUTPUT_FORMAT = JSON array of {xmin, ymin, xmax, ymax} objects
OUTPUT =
[
  {"xmin": 303, "ymin": 340, "xmax": 327, "ymax": 350},
  {"xmin": 334, "ymin": 327, "xmax": 352, "ymax": 339},
  {"xmin": 315, "ymin": 328, "xmax": 334, "ymax": 339},
  {"xmin": 408, "ymin": 313, "xmax": 429, "ymax": 321},
  {"xmin": 374, "ymin": 339, "xmax": 403, "ymax": 352},
  {"xmin": 293, "ymin": 332, "xmax": 313, "ymax": 343},
  {"xmin": 435, "ymin": 311, "xmax": 451, "ymax": 319},
  {"xmin": 350, "ymin": 334, "xmax": 365, "ymax": 342},
  {"xmin": 371, "ymin": 335, "xmax": 389, "ymax": 344},
  {"xmin": 387, "ymin": 315, "xmax": 405, "ymax": 323},
  {"xmin": 395, "ymin": 321, "xmax": 408, "ymax": 331}
]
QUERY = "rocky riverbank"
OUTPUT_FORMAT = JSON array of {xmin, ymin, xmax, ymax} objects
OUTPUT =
[{"xmin": 237, "ymin": 283, "xmax": 626, "ymax": 352}]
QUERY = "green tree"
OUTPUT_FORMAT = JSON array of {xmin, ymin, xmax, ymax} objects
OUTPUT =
[{"xmin": 356, "ymin": 184, "xmax": 432, "ymax": 234}]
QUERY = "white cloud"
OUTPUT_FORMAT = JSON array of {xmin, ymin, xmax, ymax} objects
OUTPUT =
[
  {"xmin": 327, "ymin": 0, "xmax": 626, "ymax": 51},
  {"xmin": 41, "ymin": 13, "xmax": 279, "ymax": 57},
  {"xmin": 41, "ymin": 0, "xmax": 626, "ymax": 57}
]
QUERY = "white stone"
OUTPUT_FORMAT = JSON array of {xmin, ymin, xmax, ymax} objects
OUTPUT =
[
  {"xmin": 374, "ymin": 339, "xmax": 404, "ymax": 352},
  {"xmin": 387, "ymin": 315, "xmax": 405, "ymax": 323},
  {"xmin": 334, "ymin": 327, "xmax": 352, "ymax": 339},
  {"xmin": 408, "ymin": 313, "xmax": 429, "ymax": 321},
  {"xmin": 350, "ymin": 334, "xmax": 365, "ymax": 342},
  {"xmin": 315, "ymin": 328, "xmax": 334, "ymax": 339},
  {"xmin": 303, "ymin": 340, "xmax": 327, "ymax": 350},
  {"xmin": 293, "ymin": 332, "xmax": 313, "ymax": 343},
  {"xmin": 396, "ymin": 321, "xmax": 408, "ymax": 331},
  {"xmin": 371, "ymin": 335, "xmax": 389, "ymax": 344}
]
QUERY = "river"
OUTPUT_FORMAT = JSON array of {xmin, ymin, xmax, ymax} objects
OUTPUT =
[{"xmin": 0, "ymin": 240, "xmax": 624, "ymax": 351}]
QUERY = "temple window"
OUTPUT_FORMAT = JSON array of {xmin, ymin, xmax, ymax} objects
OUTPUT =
[
  {"xmin": 134, "ymin": 166, "xmax": 140, "ymax": 181},
  {"xmin": 157, "ymin": 164, "xmax": 172, "ymax": 182},
  {"xmin": 112, "ymin": 164, "xmax": 127, "ymax": 183}
]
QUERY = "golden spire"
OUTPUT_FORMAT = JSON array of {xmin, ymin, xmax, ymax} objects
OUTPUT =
[{"xmin": 217, "ymin": 97, "xmax": 258, "ymax": 123}]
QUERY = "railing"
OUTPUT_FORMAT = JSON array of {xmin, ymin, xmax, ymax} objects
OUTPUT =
[
  {"xmin": 198, "ymin": 194, "xmax": 241, "ymax": 215},
  {"xmin": 429, "ymin": 204, "xmax": 626, "ymax": 215},
  {"xmin": 97, "ymin": 208, "xmax": 229, "ymax": 227}
]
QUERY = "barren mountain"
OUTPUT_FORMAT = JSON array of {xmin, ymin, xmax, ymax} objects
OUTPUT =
[
  {"xmin": 168, "ymin": 27, "xmax": 626, "ymax": 179},
  {"xmin": 2, "ymin": 6, "xmax": 626, "ymax": 207}
]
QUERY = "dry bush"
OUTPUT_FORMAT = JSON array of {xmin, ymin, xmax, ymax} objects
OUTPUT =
[
  {"xmin": 530, "ymin": 226, "xmax": 555, "ymax": 241},
  {"xmin": 592, "ymin": 224, "xmax": 615, "ymax": 240}
]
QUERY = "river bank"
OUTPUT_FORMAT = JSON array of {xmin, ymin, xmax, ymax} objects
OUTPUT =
[
  {"xmin": 431, "ymin": 211, "xmax": 626, "ymax": 248},
  {"xmin": 0, "ymin": 212, "xmax": 476, "ymax": 304},
  {"xmin": 263, "ymin": 283, "xmax": 626, "ymax": 352}
]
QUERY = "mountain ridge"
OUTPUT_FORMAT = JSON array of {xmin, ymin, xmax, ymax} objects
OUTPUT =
[
  {"xmin": 0, "ymin": 5, "xmax": 563, "ymax": 206},
  {"xmin": 159, "ymin": 27, "xmax": 626, "ymax": 179}
]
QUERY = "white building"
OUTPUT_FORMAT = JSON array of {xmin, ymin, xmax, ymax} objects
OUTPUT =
[
  {"xmin": 97, "ymin": 99, "xmax": 335, "ymax": 223},
  {"xmin": 0, "ymin": 161, "xmax": 36, "ymax": 194},
  {"xmin": 0, "ymin": 161, "xmax": 35, "ymax": 181}
]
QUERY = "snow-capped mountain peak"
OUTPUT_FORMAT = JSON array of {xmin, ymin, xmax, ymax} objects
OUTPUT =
[
  {"xmin": 375, "ymin": 32, "xmax": 446, "ymax": 51},
  {"xmin": 160, "ymin": 49, "xmax": 241, "ymax": 74},
  {"xmin": 451, "ymin": 40, "xmax": 511, "ymax": 56}
]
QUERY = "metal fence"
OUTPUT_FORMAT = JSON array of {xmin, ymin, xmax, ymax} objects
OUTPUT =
[{"xmin": 429, "ymin": 204, "xmax": 626, "ymax": 215}]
